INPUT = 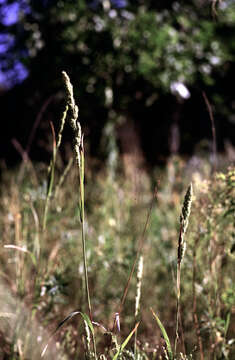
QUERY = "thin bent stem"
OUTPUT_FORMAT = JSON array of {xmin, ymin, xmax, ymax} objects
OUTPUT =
[
  {"xmin": 79, "ymin": 145, "xmax": 92, "ymax": 319},
  {"xmin": 193, "ymin": 237, "xmax": 204, "ymax": 360},
  {"xmin": 174, "ymin": 261, "xmax": 181, "ymax": 355},
  {"xmin": 202, "ymin": 91, "xmax": 217, "ymax": 173},
  {"xmin": 134, "ymin": 327, "xmax": 138, "ymax": 359},
  {"xmin": 79, "ymin": 141, "xmax": 97, "ymax": 359},
  {"xmin": 134, "ymin": 255, "xmax": 144, "ymax": 358},
  {"xmin": 54, "ymin": 157, "xmax": 73, "ymax": 198},
  {"xmin": 42, "ymin": 122, "xmax": 56, "ymax": 231},
  {"xmin": 42, "ymin": 106, "xmax": 68, "ymax": 231},
  {"xmin": 113, "ymin": 187, "xmax": 158, "ymax": 332}
]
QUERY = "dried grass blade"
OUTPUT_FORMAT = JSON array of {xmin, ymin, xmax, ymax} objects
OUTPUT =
[{"xmin": 4, "ymin": 245, "xmax": 36, "ymax": 266}]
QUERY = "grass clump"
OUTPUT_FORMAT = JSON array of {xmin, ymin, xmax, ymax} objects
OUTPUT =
[{"xmin": 0, "ymin": 73, "xmax": 234, "ymax": 359}]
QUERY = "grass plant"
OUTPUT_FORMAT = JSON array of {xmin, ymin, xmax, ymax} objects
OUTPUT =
[
  {"xmin": 175, "ymin": 184, "xmax": 193, "ymax": 354},
  {"xmin": 62, "ymin": 71, "xmax": 97, "ymax": 358}
]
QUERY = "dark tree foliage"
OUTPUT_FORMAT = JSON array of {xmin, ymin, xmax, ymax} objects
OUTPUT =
[{"xmin": 0, "ymin": 0, "xmax": 235, "ymax": 166}]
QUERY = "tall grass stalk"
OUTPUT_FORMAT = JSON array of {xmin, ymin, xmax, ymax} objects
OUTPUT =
[
  {"xmin": 54, "ymin": 157, "xmax": 73, "ymax": 198},
  {"xmin": 62, "ymin": 71, "xmax": 96, "ymax": 358},
  {"xmin": 26, "ymin": 190, "xmax": 40, "ymax": 260},
  {"xmin": 192, "ymin": 235, "xmax": 204, "ymax": 360},
  {"xmin": 112, "ymin": 187, "xmax": 157, "ymax": 334},
  {"xmin": 42, "ymin": 105, "xmax": 68, "ymax": 231},
  {"xmin": 134, "ymin": 255, "xmax": 144, "ymax": 358},
  {"xmin": 174, "ymin": 183, "xmax": 193, "ymax": 355},
  {"xmin": 202, "ymin": 92, "xmax": 217, "ymax": 173}
]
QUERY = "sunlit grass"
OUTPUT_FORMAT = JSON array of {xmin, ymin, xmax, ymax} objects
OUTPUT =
[{"xmin": 0, "ymin": 74, "xmax": 234, "ymax": 359}]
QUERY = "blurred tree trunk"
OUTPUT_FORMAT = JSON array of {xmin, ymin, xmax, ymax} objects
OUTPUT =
[
  {"xmin": 169, "ymin": 102, "xmax": 182, "ymax": 155},
  {"xmin": 118, "ymin": 119, "xmax": 145, "ymax": 180}
]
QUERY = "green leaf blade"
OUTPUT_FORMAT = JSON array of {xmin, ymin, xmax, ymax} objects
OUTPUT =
[{"xmin": 150, "ymin": 308, "xmax": 173, "ymax": 360}]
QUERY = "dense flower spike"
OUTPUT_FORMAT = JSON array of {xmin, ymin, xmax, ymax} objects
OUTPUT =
[
  {"xmin": 178, "ymin": 183, "xmax": 193, "ymax": 263},
  {"xmin": 62, "ymin": 71, "xmax": 82, "ymax": 168},
  {"xmin": 180, "ymin": 183, "xmax": 193, "ymax": 233}
]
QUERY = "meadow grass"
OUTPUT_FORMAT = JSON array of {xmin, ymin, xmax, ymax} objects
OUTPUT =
[{"xmin": 0, "ymin": 73, "xmax": 234, "ymax": 359}]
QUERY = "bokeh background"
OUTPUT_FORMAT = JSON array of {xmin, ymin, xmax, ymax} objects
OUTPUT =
[{"xmin": 0, "ymin": 0, "xmax": 235, "ymax": 171}]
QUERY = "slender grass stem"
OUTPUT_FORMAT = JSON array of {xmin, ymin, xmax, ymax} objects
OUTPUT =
[
  {"xmin": 79, "ymin": 136, "xmax": 97, "ymax": 360},
  {"xmin": 42, "ymin": 122, "xmax": 56, "ymax": 231},
  {"xmin": 193, "ymin": 236, "xmax": 204, "ymax": 360},
  {"xmin": 174, "ymin": 261, "xmax": 181, "ymax": 354},
  {"xmin": 112, "ymin": 187, "xmax": 158, "ymax": 334},
  {"xmin": 79, "ymin": 144, "xmax": 92, "ymax": 320},
  {"xmin": 42, "ymin": 106, "xmax": 68, "ymax": 231},
  {"xmin": 134, "ymin": 255, "xmax": 144, "ymax": 358},
  {"xmin": 202, "ymin": 91, "xmax": 217, "ymax": 173},
  {"xmin": 54, "ymin": 157, "xmax": 73, "ymax": 198}
]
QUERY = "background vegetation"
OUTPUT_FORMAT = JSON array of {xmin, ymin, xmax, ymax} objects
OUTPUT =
[
  {"xmin": 0, "ymin": 0, "xmax": 235, "ymax": 166},
  {"xmin": 0, "ymin": 148, "xmax": 234, "ymax": 358}
]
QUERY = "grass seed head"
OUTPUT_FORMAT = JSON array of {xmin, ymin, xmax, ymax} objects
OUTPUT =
[
  {"xmin": 62, "ymin": 71, "xmax": 79, "ymax": 131},
  {"xmin": 178, "ymin": 183, "xmax": 193, "ymax": 263},
  {"xmin": 62, "ymin": 71, "xmax": 82, "ymax": 168},
  {"xmin": 180, "ymin": 183, "xmax": 193, "ymax": 235}
]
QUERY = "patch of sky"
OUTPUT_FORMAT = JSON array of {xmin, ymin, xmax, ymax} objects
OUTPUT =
[
  {"xmin": 0, "ymin": 0, "xmax": 30, "ymax": 88},
  {"xmin": 0, "ymin": 0, "xmax": 30, "ymax": 26},
  {"xmin": 170, "ymin": 81, "xmax": 190, "ymax": 99},
  {"xmin": 89, "ymin": 0, "xmax": 127, "ymax": 9},
  {"xmin": 0, "ymin": 1, "xmax": 19, "ymax": 26},
  {"xmin": 112, "ymin": 0, "xmax": 127, "ymax": 7},
  {"xmin": 0, "ymin": 33, "xmax": 14, "ymax": 53},
  {"xmin": 0, "ymin": 60, "xmax": 28, "ymax": 89}
]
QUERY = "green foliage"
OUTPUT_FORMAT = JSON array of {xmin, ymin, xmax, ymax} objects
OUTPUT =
[
  {"xmin": 1, "ymin": 0, "xmax": 235, "ymax": 158},
  {"xmin": 151, "ymin": 308, "xmax": 173, "ymax": 360},
  {"xmin": 6, "ymin": 1, "xmax": 234, "ymax": 88}
]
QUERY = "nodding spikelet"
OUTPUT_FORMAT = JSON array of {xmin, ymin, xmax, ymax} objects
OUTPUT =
[
  {"xmin": 62, "ymin": 71, "xmax": 82, "ymax": 168},
  {"xmin": 178, "ymin": 183, "xmax": 193, "ymax": 263}
]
